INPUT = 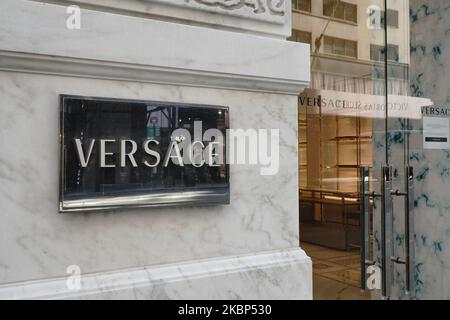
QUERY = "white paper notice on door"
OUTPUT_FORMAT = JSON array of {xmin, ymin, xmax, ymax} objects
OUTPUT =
[{"xmin": 423, "ymin": 117, "xmax": 450, "ymax": 149}]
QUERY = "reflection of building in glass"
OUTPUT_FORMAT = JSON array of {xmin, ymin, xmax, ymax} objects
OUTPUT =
[{"xmin": 291, "ymin": 0, "xmax": 409, "ymax": 95}]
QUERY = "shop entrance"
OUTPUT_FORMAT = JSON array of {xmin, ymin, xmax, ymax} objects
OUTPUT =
[
  {"xmin": 299, "ymin": 91, "xmax": 374, "ymax": 299},
  {"xmin": 293, "ymin": 0, "xmax": 445, "ymax": 300},
  {"xmin": 298, "ymin": 86, "xmax": 427, "ymax": 299}
]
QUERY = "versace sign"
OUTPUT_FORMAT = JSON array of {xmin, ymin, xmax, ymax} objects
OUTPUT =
[{"xmin": 59, "ymin": 96, "xmax": 229, "ymax": 212}]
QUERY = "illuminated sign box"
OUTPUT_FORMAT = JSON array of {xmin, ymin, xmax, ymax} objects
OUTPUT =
[{"xmin": 59, "ymin": 95, "xmax": 229, "ymax": 212}]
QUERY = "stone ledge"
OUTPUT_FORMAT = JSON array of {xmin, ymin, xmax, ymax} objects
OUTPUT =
[
  {"xmin": 0, "ymin": 248, "xmax": 312, "ymax": 299},
  {"xmin": 0, "ymin": 50, "xmax": 308, "ymax": 95}
]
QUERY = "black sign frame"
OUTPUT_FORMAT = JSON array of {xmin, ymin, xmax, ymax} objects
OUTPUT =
[{"xmin": 59, "ymin": 95, "xmax": 230, "ymax": 213}]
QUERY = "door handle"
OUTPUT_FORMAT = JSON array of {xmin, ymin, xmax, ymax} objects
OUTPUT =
[
  {"xmin": 405, "ymin": 166, "xmax": 415, "ymax": 298},
  {"xmin": 360, "ymin": 167, "xmax": 371, "ymax": 290},
  {"xmin": 360, "ymin": 165, "xmax": 413, "ymax": 299},
  {"xmin": 390, "ymin": 166, "xmax": 416, "ymax": 299},
  {"xmin": 381, "ymin": 166, "xmax": 393, "ymax": 299}
]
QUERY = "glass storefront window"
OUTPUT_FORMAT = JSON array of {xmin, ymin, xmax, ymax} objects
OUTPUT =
[
  {"xmin": 296, "ymin": 0, "xmax": 412, "ymax": 300},
  {"xmin": 296, "ymin": 0, "xmax": 449, "ymax": 301}
]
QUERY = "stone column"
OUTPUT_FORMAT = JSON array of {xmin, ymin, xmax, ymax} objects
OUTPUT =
[{"xmin": 0, "ymin": 0, "xmax": 311, "ymax": 299}]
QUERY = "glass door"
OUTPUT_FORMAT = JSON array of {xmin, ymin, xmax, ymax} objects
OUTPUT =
[
  {"xmin": 360, "ymin": 0, "xmax": 418, "ymax": 300},
  {"xmin": 296, "ymin": 0, "xmax": 450, "ymax": 300},
  {"xmin": 371, "ymin": 0, "xmax": 450, "ymax": 300},
  {"xmin": 294, "ymin": 0, "xmax": 391, "ymax": 299}
]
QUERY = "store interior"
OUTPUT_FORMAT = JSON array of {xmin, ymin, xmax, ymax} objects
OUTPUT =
[{"xmin": 299, "ymin": 103, "xmax": 373, "ymax": 300}]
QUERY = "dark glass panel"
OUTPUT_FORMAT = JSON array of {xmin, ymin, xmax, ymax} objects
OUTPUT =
[{"xmin": 60, "ymin": 96, "xmax": 230, "ymax": 212}]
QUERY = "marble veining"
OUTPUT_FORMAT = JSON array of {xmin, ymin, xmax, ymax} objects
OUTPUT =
[{"xmin": 0, "ymin": 71, "xmax": 301, "ymax": 286}]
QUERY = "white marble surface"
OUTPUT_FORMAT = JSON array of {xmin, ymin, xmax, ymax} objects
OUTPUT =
[
  {"xmin": 0, "ymin": 71, "xmax": 301, "ymax": 287},
  {"xmin": 0, "ymin": 0, "xmax": 308, "ymax": 85},
  {"xmin": 41, "ymin": 0, "xmax": 291, "ymax": 38},
  {"xmin": 0, "ymin": 0, "xmax": 311, "ymax": 299},
  {"xmin": 0, "ymin": 248, "xmax": 311, "ymax": 300}
]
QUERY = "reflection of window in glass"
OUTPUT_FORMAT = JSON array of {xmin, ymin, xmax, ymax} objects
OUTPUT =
[
  {"xmin": 288, "ymin": 30, "xmax": 312, "ymax": 46},
  {"xmin": 370, "ymin": 44, "xmax": 399, "ymax": 62},
  {"xmin": 324, "ymin": 36, "xmax": 357, "ymax": 58},
  {"xmin": 292, "ymin": 0, "xmax": 311, "ymax": 12},
  {"xmin": 380, "ymin": 9, "xmax": 399, "ymax": 28},
  {"xmin": 323, "ymin": 0, "xmax": 357, "ymax": 23}
]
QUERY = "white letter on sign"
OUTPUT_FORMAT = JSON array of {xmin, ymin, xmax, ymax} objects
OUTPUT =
[
  {"xmin": 100, "ymin": 139, "xmax": 116, "ymax": 168},
  {"xmin": 120, "ymin": 140, "xmax": 138, "ymax": 167},
  {"xmin": 74, "ymin": 138, "xmax": 95, "ymax": 167}
]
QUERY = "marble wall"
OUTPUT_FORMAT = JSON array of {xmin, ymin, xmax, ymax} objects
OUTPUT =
[
  {"xmin": 0, "ymin": 72, "xmax": 300, "ymax": 283},
  {"xmin": 0, "ymin": 0, "xmax": 311, "ymax": 299}
]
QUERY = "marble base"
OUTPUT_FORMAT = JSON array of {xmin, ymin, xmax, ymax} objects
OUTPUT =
[{"xmin": 0, "ymin": 248, "xmax": 312, "ymax": 300}]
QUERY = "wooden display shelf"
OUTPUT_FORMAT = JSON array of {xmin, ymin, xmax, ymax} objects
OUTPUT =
[
  {"xmin": 320, "ymin": 164, "xmax": 373, "ymax": 169},
  {"xmin": 330, "ymin": 135, "xmax": 372, "ymax": 141}
]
